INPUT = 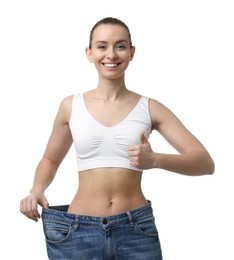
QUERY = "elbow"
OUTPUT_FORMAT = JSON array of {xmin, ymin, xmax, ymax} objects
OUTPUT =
[
  {"xmin": 207, "ymin": 159, "xmax": 215, "ymax": 175},
  {"xmin": 203, "ymin": 153, "xmax": 215, "ymax": 175},
  {"xmin": 199, "ymin": 149, "xmax": 215, "ymax": 175},
  {"xmin": 194, "ymin": 151, "xmax": 215, "ymax": 176}
]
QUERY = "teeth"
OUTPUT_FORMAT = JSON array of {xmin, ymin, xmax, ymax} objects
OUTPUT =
[{"xmin": 104, "ymin": 63, "xmax": 118, "ymax": 67}]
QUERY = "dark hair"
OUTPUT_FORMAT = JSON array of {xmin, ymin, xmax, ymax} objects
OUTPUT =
[{"xmin": 88, "ymin": 17, "xmax": 133, "ymax": 49}]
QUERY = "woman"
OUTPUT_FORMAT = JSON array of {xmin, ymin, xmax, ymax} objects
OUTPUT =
[{"xmin": 20, "ymin": 17, "xmax": 215, "ymax": 259}]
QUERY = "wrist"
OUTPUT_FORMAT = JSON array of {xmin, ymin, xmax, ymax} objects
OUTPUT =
[
  {"xmin": 152, "ymin": 152, "xmax": 160, "ymax": 169},
  {"xmin": 30, "ymin": 188, "xmax": 45, "ymax": 196}
]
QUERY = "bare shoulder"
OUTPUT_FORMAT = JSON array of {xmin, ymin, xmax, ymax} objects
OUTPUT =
[
  {"xmin": 60, "ymin": 95, "xmax": 74, "ymax": 108},
  {"xmin": 56, "ymin": 95, "xmax": 74, "ymax": 122},
  {"xmin": 148, "ymin": 98, "xmax": 180, "ymax": 130},
  {"xmin": 148, "ymin": 98, "xmax": 172, "ymax": 113}
]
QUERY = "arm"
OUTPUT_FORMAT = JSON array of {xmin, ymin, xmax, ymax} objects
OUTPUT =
[
  {"xmin": 20, "ymin": 95, "xmax": 74, "ymax": 221},
  {"xmin": 128, "ymin": 99, "xmax": 215, "ymax": 176}
]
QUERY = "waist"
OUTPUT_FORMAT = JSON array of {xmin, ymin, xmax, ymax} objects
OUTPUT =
[
  {"xmin": 69, "ymin": 168, "xmax": 145, "ymax": 216},
  {"xmin": 68, "ymin": 196, "xmax": 147, "ymax": 217},
  {"xmin": 42, "ymin": 200, "xmax": 153, "ymax": 227}
]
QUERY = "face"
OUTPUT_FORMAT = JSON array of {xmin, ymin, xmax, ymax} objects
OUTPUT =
[{"xmin": 86, "ymin": 24, "xmax": 135, "ymax": 80}]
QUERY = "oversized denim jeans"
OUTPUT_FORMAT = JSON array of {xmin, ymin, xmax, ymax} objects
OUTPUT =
[{"xmin": 41, "ymin": 201, "xmax": 163, "ymax": 259}]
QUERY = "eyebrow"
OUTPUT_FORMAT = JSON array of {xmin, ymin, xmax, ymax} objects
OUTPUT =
[{"xmin": 95, "ymin": 40, "xmax": 128, "ymax": 45}]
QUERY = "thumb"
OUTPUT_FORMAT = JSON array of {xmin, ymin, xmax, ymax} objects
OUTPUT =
[
  {"xmin": 139, "ymin": 131, "xmax": 148, "ymax": 144},
  {"xmin": 39, "ymin": 196, "xmax": 49, "ymax": 209}
]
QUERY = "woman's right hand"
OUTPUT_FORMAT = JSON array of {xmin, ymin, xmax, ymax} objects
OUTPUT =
[{"xmin": 20, "ymin": 192, "xmax": 49, "ymax": 222}]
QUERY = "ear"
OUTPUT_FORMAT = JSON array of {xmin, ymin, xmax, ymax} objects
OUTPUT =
[
  {"xmin": 129, "ymin": 46, "xmax": 136, "ymax": 61},
  {"xmin": 85, "ymin": 47, "xmax": 93, "ymax": 63}
]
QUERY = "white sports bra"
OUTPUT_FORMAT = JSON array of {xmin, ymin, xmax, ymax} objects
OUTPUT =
[{"xmin": 69, "ymin": 93, "xmax": 152, "ymax": 172}]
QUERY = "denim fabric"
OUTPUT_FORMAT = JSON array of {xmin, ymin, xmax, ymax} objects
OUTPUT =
[{"xmin": 41, "ymin": 202, "xmax": 163, "ymax": 260}]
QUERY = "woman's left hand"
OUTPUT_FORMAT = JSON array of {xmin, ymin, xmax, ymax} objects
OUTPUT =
[{"xmin": 128, "ymin": 131, "xmax": 155, "ymax": 170}]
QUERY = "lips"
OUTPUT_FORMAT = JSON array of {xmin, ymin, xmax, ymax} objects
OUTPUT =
[{"xmin": 102, "ymin": 63, "xmax": 120, "ymax": 67}]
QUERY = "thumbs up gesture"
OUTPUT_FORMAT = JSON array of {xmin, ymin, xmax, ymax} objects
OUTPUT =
[{"xmin": 128, "ymin": 131, "xmax": 155, "ymax": 170}]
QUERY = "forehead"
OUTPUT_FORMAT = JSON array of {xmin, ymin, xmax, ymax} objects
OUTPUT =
[{"xmin": 92, "ymin": 24, "xmax": 129, "ymax": 42}]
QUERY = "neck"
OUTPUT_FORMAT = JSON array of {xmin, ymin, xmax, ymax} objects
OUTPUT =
[{"xmin": 95, "ymin": 78, "xmax": 129, "ymax": 101}]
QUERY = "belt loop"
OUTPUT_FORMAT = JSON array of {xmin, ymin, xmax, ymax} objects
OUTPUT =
[
  {"xmin": 126, "ymin": 211, "xmax": 134, "ymax": 227},
  {"xmin": 73, "ymin": 215, "xmax": 79, "ymax": 231}
]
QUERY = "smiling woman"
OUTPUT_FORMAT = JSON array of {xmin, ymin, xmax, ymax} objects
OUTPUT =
[
  {"xmin": 20, "ymin": 17, "xmax": 214, "ymax": 260},
  {"xmin": 86, "ymin": 20, "xmax": 135, "ymax": 81}
]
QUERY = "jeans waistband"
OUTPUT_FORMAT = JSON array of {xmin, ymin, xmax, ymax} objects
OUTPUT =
[{"xmin": 41, "ymin": 201, "xmax": 153, "ymax": 227}]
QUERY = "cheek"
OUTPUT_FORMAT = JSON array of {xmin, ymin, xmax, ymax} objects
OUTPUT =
[{"xmin": 91, "ymin": 52, "xmax": 105, "ymax": 62}]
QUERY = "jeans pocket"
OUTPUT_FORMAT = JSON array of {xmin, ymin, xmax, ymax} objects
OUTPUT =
[
  {"xmin": 43, "ymin": 219, "xmax": 72, "ymax": 244},
  {"xmin": 134, "ymin": 215, "xmax": 158, "ymax": 237}
]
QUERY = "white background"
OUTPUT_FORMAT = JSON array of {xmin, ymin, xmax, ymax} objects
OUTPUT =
[{"xmin": 1, "ymin": 0, "xmax": 233, "ymax": 259}]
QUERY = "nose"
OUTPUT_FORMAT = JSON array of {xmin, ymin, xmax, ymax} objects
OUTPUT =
[{"xmin": 107, "ymin": 47, "xmax": 117, "ymax": 59}]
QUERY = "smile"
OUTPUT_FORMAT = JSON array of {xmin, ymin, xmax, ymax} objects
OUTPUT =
[{"xmin": 102, "ymin": 63, "xmax": 120, "ymax": 67}]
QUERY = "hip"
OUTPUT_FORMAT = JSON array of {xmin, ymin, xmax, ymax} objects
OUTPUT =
[{"xmin": 41, "ymin": 201, "xmax": 163, "ymax": 259}]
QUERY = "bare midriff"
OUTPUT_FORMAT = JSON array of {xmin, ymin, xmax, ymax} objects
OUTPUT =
[{"xmin": 67, "ymin": 168, "xmax": 148, "ymax": 217}]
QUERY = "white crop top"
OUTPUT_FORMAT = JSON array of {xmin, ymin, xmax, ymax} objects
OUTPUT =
[{"xmin": 69, "ymin": 93, "xmax": 152, "ymax": 172}]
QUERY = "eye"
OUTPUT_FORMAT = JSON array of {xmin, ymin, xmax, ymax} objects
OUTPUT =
[
  {"xmin": 116, "ymin": 44, "xmax": 126, "ymax": 50},
  {"xmin": 97, "ymin": 45, "xmax": 106, "ymax": 50}
]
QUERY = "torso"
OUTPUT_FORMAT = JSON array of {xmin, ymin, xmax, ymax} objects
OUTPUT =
[
  {"xmin": 67, "ymin": 89, "xmax": 149, "ymax": 217},
  {"xmin": 68, "ymin": 168, "xmax": 147, "ymax": 217}
]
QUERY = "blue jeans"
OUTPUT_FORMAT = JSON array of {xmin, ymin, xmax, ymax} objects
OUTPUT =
[{"xmin": 41, "ymin": 201, "xmax": 163, "ymax": 259}]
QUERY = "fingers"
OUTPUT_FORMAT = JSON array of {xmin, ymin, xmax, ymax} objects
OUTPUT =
[
  {"xmin": 128, "ymin": 133, "xmax": 143, "ymax": 165},
  {"xmin": 129, "ymin": 155, "xmax": 140, "ymax": 168},
  {"xmin": 20, "ymin": 195, "xmax": 41, "ymax": 222},
  {"xmin": 128, "ymin": 145, "xmax": 140, "ymax": 168},
  {"xmin": 128, "ymin": 131, "xmax": 152, "ymax": 169},
  {"xmin": 40, "ymin": 198, "xmax": 49, "ymax": 209}
]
